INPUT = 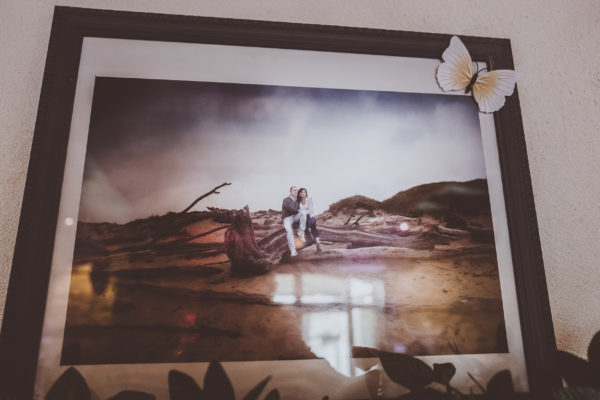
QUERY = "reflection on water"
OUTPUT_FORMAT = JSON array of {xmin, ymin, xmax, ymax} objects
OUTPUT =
[
  {"xmin": 267, "ymin": 256, "xmax": 506, "ymax": 377},
  {"xmin": 274, "ymin": 270, "xmax": 385, "ymax": 376},
  {"xmin": 62, "ymin": 253, "xmax": 506, "ymax": 368},
  {"xmin": 303, "ymin": 311, "xmax": 351, "ymax": 375},
  {"xmin": 71, "ymin": 262, "xmax": 116, "ymax": 314}
]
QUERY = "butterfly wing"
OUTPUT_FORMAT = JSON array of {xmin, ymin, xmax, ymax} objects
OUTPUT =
[
  {"xmin": 436, "ymin": 36, "xmax": 475, "ymax": 91},
  {"xmin": 472, "ymin": 69, "xmax": 519, "ymax": 113}
]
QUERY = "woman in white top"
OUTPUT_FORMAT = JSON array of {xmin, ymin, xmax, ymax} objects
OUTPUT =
[{"xmin": 297, "ymin": 187, "xmax": 322, "ymax": 252}]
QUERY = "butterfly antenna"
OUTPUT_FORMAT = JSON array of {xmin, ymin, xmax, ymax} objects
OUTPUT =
[{"xmin": 471, "ymin": 62, "xmax": 488, "ymax": 76}]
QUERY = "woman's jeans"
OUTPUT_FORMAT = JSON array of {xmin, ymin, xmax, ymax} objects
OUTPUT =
[{"xmin": 306, "ymin": 215, "xmax": 319, "ymax": 240}]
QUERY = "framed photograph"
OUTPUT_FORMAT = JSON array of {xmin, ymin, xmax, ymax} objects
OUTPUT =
[{"xmin": 0, "ymin": 6, "xmax": 559, "ymax": 399}]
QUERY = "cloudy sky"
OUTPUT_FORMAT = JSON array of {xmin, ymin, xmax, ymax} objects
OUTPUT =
[{"xmin": 78, "ymin": 77, "xmax": 486, "ymax": 223}]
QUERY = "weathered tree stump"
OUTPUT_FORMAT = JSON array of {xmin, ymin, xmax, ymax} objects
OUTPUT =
[{"xmin": 224, "ymin": 207, "xmax": 280, "ymax": 275}]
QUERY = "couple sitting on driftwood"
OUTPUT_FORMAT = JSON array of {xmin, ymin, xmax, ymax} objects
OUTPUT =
[{"xmin": 282, "ymin": 186, "xmax": 323, "ymax": 257}]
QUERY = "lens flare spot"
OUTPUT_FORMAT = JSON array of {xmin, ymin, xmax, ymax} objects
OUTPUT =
[{"xmin": 393, "ymin": 343, "xmax": 407, "ymax": 353}]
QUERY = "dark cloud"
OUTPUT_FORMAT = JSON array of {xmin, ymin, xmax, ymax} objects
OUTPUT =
[{"xmin": 79, "ymin": 77, "xmax": 483, "ymax": 223}]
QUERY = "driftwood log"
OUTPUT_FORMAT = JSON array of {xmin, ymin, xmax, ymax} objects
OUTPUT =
[{"xmin": 221, "ymin": 206, "xmax": 475, "ymax": 275}]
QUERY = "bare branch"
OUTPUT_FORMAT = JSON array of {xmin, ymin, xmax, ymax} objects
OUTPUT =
[{"xmin": 181, "ymin": 182, "xmax": 231, "ymax": 213}]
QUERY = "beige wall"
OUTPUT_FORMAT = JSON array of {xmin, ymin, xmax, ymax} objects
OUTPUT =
[{"xmin": 1, "ymin": 0, "xmax": 599, "ymax": 361}]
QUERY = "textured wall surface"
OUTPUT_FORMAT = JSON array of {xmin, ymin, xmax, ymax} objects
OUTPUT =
[{"xmin": 1, "ymin": 0, "xmax": 599, "ymax": 361}]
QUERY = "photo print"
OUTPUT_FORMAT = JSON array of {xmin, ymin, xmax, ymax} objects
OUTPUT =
[{"xmin": 62, "ymin": 77, "xmax": 507, "ymax": 376}]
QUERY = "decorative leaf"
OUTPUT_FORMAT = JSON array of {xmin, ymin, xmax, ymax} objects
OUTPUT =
[
  {"xmin": 242, "ymin": 376, "xmax": 271, "ymax": 400},
  {"xmin": 46, "ymin": 367, "xmax": 90, "ymax": 400},
  {"xmin": 352, "ymin": 347, "xmax": 380, "ymax": 372},
  {"xmin": 552, "ymin": 387, "xmax": 600, "ymax": 400},
  {"xmin": 204, "ymin": 361, "xmax": 234, "ymax": 400},
  {"xmin": 378, "ymin": 352, "xmax": 433, "ymax": 391},
  {"xmin": 351, "ymin": 346, "xmax": 380, "ymax": 358},
  {"xmin": 587, "ymin": 330, "xmax": 600, "ymax": 374},
  {"xmin": 399, "ymin": 388, "xmax": 447, "ymax": 399},
  {"xmin": 264, "ymin": 389, "xmax": 280, "ymax": 400},
  {"xmin": 364, "ymin": 369, "xmax": 382, "ymax": 399},
  {"xmin": 486, "ymin": 370, "xmax": 515, "ymax": 400},
  {"xmin": 107, "ymin": 391, "xmax": 156, "ymax": 400},
  {"xmin": 467, "ymin": 372, "xmax": 486, "ymax": 394},
  {"xmin": 168, "ymin": 370, "xmax": 203, "ymax": 400},
  {"xmin": 558, "ymin": 351, "xmax": 598, "ymax": 388},
  {"xmin": 432, "ymin": 363, "xmax": 456, "ymax": 386}
]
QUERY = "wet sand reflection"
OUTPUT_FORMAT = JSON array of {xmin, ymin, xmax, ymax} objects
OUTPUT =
[{"xmin": 61, "ymin": 250, "xmax": 506, "ymax": 369}]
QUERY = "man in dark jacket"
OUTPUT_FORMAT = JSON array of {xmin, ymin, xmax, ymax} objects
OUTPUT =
[{"xmin": 282, "ymin": 186, "xmax": 305, "ymax": 256}]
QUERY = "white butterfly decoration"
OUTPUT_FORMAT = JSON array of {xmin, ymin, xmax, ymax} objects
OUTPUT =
[{"xmin": 436, "ymin": 35, "xmax": 519, "ymax": 113}]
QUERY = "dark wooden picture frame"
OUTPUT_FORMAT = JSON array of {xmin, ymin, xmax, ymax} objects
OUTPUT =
[{"xmin": 0, "ymin": 6, "xmax": 559, "ymax": 399}]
